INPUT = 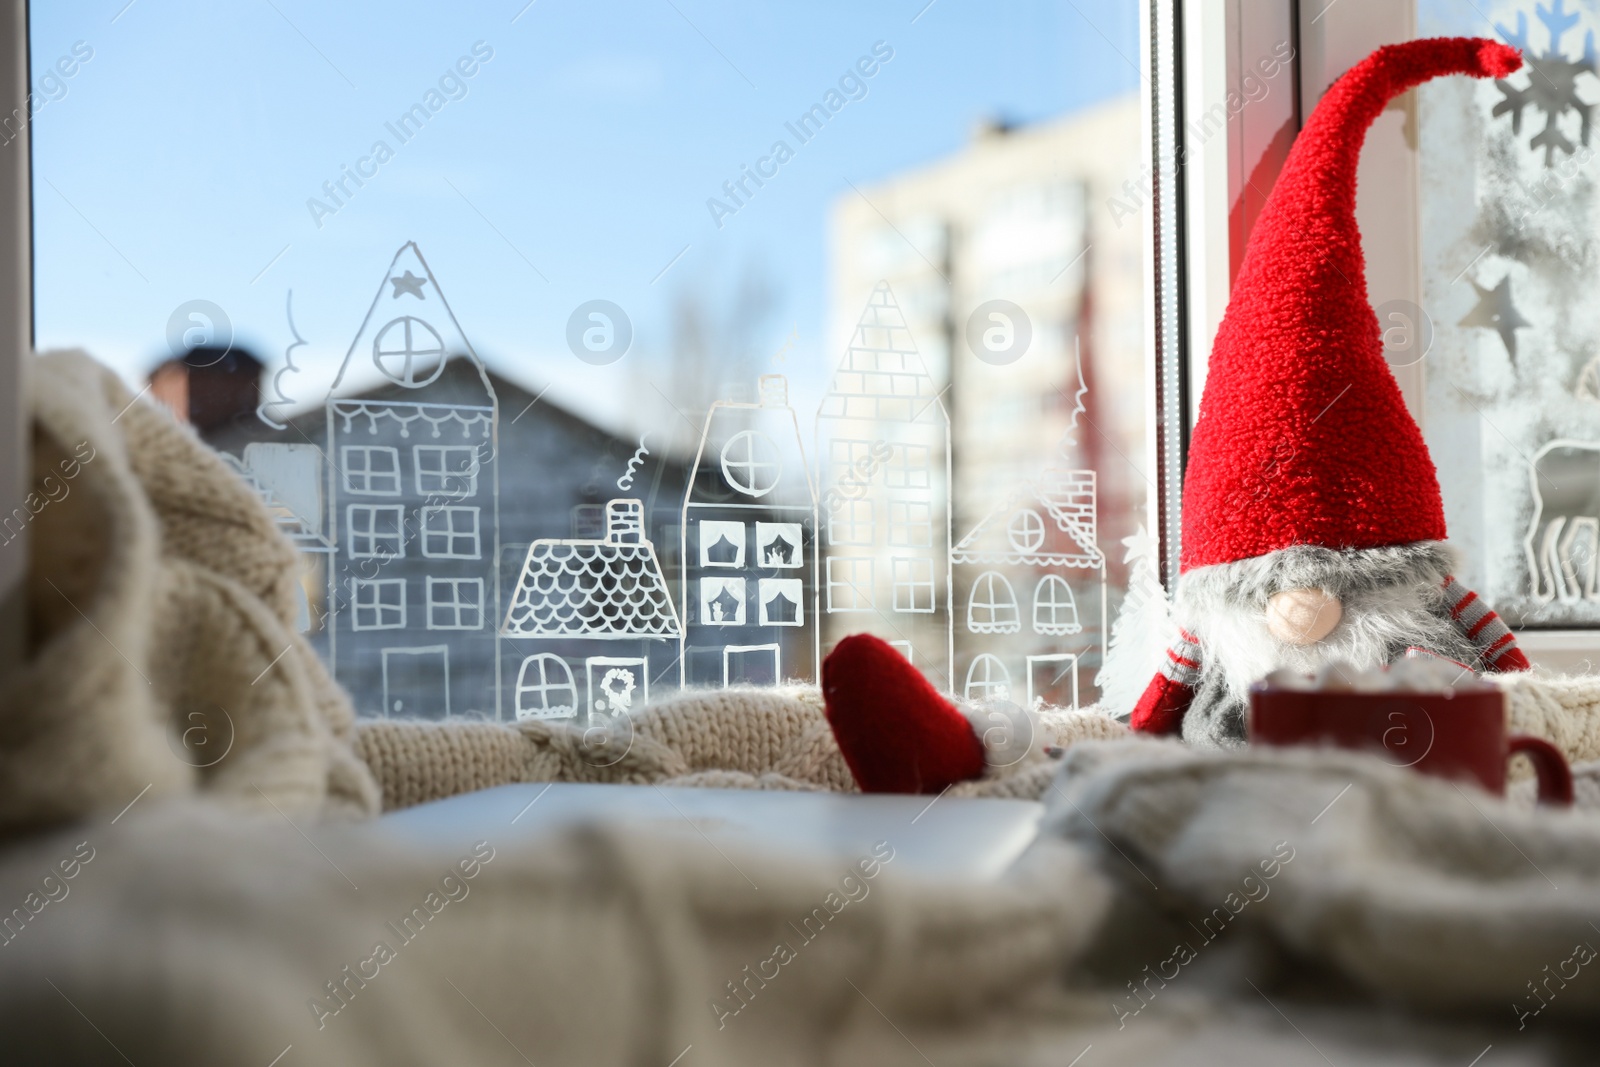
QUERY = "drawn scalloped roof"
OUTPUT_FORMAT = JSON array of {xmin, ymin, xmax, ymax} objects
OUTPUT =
[
  {"xmin": 503, "ymin": 540, "xmax": 681, "ymax": 638},
  {"xmin": 818, "ymin": 281, "xmax": 944, "ymax": 423},
  {"xmin": 953, "ymin": 469, "xmax": 1101, "ymax": 567}
]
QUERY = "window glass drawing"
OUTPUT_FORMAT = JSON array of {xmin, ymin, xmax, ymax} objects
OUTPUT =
[
  {"xmin": 891, "ymin": 557, "xmax": 936, "ymax": 613},
  {"xmin": 698, "ymin": 521, "xmax": 746, "ymax": 568},
  {"xmin": 414, "ymin": 445, "xmax": 480, "ymax": 498},
  {"xmin": 755, "ymin": 523, "xmax": 804, "ymax": 568},
  {"xmin": 420, "ymin": 506, "xmax": 482, "ymax": 560},
  {"xmin": 826, "ymin": 557, "xmax": 875, "ymax": 612},
  {"xmin": 373, "ymin": 315, "xmax": 447, "ymax": 388},
  {"xmin": 888, "ymin": 500, "xmax": 933, "ymax": 548},
  {"xmin": 347, "ymin": 504, "xmax": 406, "ymax": 559},
  {"xmin": 700, "ymin": 577, "xmax": 747, "ymax": 625},
  {"xmin": 719, "ymin": 431, "xmax": 783, "ymax": 498},
  {"xmin": 964, "ymin": 653, "xmax": 1011, "ymax": 702},
  {"xmin": 514, "ymin": 654, "xmax": 578, "ymax": 721},
  {"xmin": 759, "ymin": 578, "xmax": 805, "ymax": 626},
  {"xmin": 967, "ymin": 571, "xmax": 1020, "ymax": 634},
  {"xmin": 341, "ymin": 446, "xmax": 402, "ymax": 496},
  {"xmin": 1008, "ymin": 509, "xmax": 1047, "ymax": 553},
  {"xmin": 1033, "ymin": 574, "xmax": 1082, "ymax": 636},
  {"xmin": 427, "ymin": 576, "xmax": 485, "ymax": 631},
  {"xmin": 351, "ymin": 578, "xmax": 406, "ymax": 631},
  {"xmin": 828, "ymin": 500, "xmax": 875, "ymax": 546}
]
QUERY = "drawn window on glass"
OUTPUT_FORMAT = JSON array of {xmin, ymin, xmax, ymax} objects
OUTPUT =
[
  {"xmin": 720, "ymin": 431, "xmax": 783, "ymax": 497},
  {"xmin": 427, "ymin": 576, "xmax": 484, "ymax": 631},
  {"xmin": 373, "ymin": 315, "xmax": 447, "ymax": 387},
  {"xmin": 420, "ymin": 506, "xmax": 481, "ymax": 559},
  {"xmin": 892, "ymin": 557, "xmax": 936, "ymax": 612},
  {"xmin": 1008, "ymin": 509, "xmax": 1046, "ymax": 553},
  {"xmin": 886, "ymin": 444, "xmax": 930, "ymax": 489},
  {"xmin": 888, "ymin": 500, "xmax": 932, "ymax": 547},
  {"xmin": 759, "ymin": 578, "xmax": 804, "ymax": 626},
  {"xmin": 1032, "ymin": 575, "xmax": 1081, "ymax": 636},
  {"xmin": 347, "ymin": 504, "xmax": 405, "ymax": 559},
  {"xmin": 968, "ymin": 571, "xmax": 1020, "ymax": 633},
  {"xmin": 828, "ymin": 499, "xmax": 873, "ymax": 546},
  {"xmin": 351, "ymin": 578, "xmax": 406, "ymax": 631},
  {"xmin": 701, "ymin": 576, "xmax": 746, "ymax": 625},
  {"xmin": 341, "ymin": 445, "xmax": 401, "ymax": 496},
  {"xmin": 414, "ymin": 445, "xmax": 479, "ymax": 498},
  {"xmin": 755, "ymin": 523, "xmax": 803, "ymax": 568},
  {"xmin": 826, "ymin": 557, "xmax": 874, "ymax": 611},
  {"xmin": 699, "ymin": 521, "xmax": 746, "ymax": 568},
  {"xmin": 515, "ymin": 654, "xmax": 577, "ymax": 721},
  {"xmin": 964, "ymin": 653, "xmax": 1011, "ymax": 702},
  {"xmin": 830, "ymin": 438, "xmax": 876, "ymax": 482}
]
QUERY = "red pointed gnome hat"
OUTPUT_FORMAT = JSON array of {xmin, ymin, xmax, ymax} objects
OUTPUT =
[{"xmin": 1180, "ymin": 38, "xmax": 1521, "ymax": 573}]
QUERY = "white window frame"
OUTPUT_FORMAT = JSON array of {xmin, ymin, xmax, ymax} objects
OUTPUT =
[
  {"xmin": 964, "ymin": 653, "xmax": 1011, "ymax": 703},
  {"xmin": 827, "ymin": 499, "xmax": 874, "ymax": 546},
  {"xmin": 825, "ymin": 557, "xmax": 874, "ymax": 612},
  {"xmin": 426, "ymin": 576, "xmax": 485, "ymax": 631},
  {"xmin": 1032, "ymin": 574, "xmax": 1081, "ymax": 636},
  {"xmin": 347, "ymin": 504, "xmax": 406, "ymax": 559},
  {"xmin": 420, "ymin": 505, "xmax": 481, "ymax": 559},
  {"xmin": 967, "ymin": 571, "xmax": 1020, "ymax": 634},
  {"xmin": 413, "ymin": 445, "xmax": 480, "ymax": 498},
  {"xmin": 350, "ymin": 577, "xmax": 406, "ymax": 631},
  {"xmin": 515, "ymin": 653, "xmax": 577, "ymax": 720},
  {"xmin": 887, "ymin": 499, "xmax": 932, "ymax": 547},
  {"xmin": 341, "ymin": 445, "xmax": 402, "ymax": 496},
  {"xmin": 884, "ymin": 443, "xmax": 930, "ymax": 489},
  {"xmin": 890, "ymin": 557, "xmax": 935, "ymax": 613}
]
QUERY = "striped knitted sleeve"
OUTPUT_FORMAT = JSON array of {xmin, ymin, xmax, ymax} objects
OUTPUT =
[
  {"xmin": 1441, "ymin": 575, "xmax": 1531, "ymax": 673},
  {"xmin": 1130, "ymin": 628, "xmax": 1202, "ymax": 734}
]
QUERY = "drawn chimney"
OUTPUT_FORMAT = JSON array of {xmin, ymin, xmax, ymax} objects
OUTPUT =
[
  {"xmin": 604, "ymin": 498, "xmax": 645, "ymax": 545},
  {"xmin": 758, "ymin": 374, "xmax": 788, "ymax": 408}
]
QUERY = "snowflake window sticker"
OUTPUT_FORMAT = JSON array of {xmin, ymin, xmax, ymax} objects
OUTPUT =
[{"xmin": 1492, "ymin": 0, "xmax": 1599, "ymax": 167}]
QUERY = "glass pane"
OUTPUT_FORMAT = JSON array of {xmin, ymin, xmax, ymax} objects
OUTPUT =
[
  {"xmin": 1417, "ymin": 0, "xmax": 1600, "ymax": 628},
  {"xmin": 31, "ymin": 1, "xmax": 1148, "ymax": 719}
]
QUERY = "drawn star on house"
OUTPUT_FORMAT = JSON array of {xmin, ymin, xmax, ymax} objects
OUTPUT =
[{"xmin": 390, "ymin": 270, "xmax": 428, "ymax": 299}]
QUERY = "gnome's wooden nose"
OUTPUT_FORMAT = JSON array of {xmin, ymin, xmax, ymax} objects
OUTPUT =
[{"xmin": 1266, "ymin": 588, "xmax": 1342, "ymax": 645}]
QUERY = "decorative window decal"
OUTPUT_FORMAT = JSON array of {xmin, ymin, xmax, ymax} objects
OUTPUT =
[
  {"xmin": 373, "ymin": 314, "xmax": 447, "ymax": 388},
  {"xmin": 826, "ymin": 557, "xmax": 874, "ymax": 612},
  {"xmin": 347, "ymin": 504, "xmax": 406, "ymax": 559},
  {"xmin": 381, "ymin": 645, "xmax": 449, "ymax": 718},
  {"xmin": 341, "ymin": 445, "xmax": 402, "ymax": 495},
  {"xmin": 719, "ymin": 430, "xmax": 783, "ymax": 497},
  {"xmin": 587, "ymin": 656, "xmax": 647, "ymax": 717},
  {"xmin": 414, "ymin": 445, "xmax": 480, "ymax": 498},
  {"xmin": 888, "ymin": 500, "xmax": 932, "ymax": 547},
  {"xmin": 759, "ymin": 578, "xmax": 804, "ymax": 626},
  {"xmin": 426, "ymin": 576, "xmax": 484, "ymax": 630},
  {"xmin": 891, "ymin": 557, "xmax": 936, "ymax": 613},
  {"xmin": 1008, "ymin": 509, "xmax": 1046, "ymax": 553},
  {"xmin": 724, "ymin": 644, "xmax": 780, "ymax": 686},
  {"xmin": 755, "ymin": 522, "xmax": 803, "ymax": 568},
  {"xmin": 1032, "ymin": 574, "xmax": 1081, "ymax": 635},
  {"xmin": 828, "ymin": 499, "xmax": 874, "ymax": 546},
  {"xmin": 885, "ymin": 444, "xmax": 930, "ymax": 489},
  {"xmin": 351, "ymin": 578, "xmax": 406, "ymax": 631},
  {"xmin": 964, "ymin": 653, "xmax": 1011, "ymax": 702},
  {"xmin": 515, "ymin": 654, "xmax": 577, "ymax": 721},
  {"xmin": 698, "ymin": 521, "xmax": 746, "ymax": 568},
  {"xmin": 968, "ymin": 571, "xmax": 1020, "ymax": 633},
  {"xmin": 420, "ymin": 506, "xmax": 481, "ymax": 559},
  {"xmin": 700, "ymin": 576, "xmax": 747, "ymax": 625}
]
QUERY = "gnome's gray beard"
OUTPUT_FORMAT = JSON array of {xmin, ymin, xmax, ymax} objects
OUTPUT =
[{"xmin": 1173, "ymin": 541, "xmax": 1479, "ymax": 748}]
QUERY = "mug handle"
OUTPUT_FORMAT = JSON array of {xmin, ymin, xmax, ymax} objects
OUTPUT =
[{"xmin": 1508, "ymin": 735, "xmax": 1574, "ymax": 807}]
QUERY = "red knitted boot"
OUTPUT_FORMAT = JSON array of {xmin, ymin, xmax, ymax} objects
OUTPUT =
[{"xmin": 822, "ymin": 634, "xmax": 985, "ymax": 794}]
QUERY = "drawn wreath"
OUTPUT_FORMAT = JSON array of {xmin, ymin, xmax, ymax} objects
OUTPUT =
[{"xmin": 599, "ymin": 668, "xmax": 637, "ymax": 712}]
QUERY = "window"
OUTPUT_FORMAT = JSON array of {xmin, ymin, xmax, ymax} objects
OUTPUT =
[
  {"xmin": 826, "ymin": 557, "xmax": 874, "ymax": 612},
  {"xmin": 827, "ymin": 499, "xmax": 874, "ymax": 546},
  {"xmin": 351, "ymin": 578, "xmax": 406, "ymax": 631},
  {"xmin": 719, "ymin": 431, "xmax": 782, "ymax": 497},
  {"xmin": 420, "ymin": 506, "xmax": 481, "ymax": 559},
  {"xmin": 426, "ymin": 577, "xmax": 484, "ymax": 630},
  {"xmin": 891, "ymin": 557, "xmax": 935, "ymax": 613},
  {"xmin": 829, "ymin": 438, "xmax": 877, "ymax": 482},
  {"xmin": 885, "ymin": 444, "xmax": 930, "ymax": 489},
  {"xmin": 967, "ymin": 571, "xmax": 1020, "ymax": 634},
  {"xmin": 515, "ymin": 654, "xmax": 577, "ymax": 720},
  {"xmin": 414, "ymin": 446, "xmax": 479, "ymax": 498},
  {"xmin": 342, "ymin": 446, "xmax": 401, "ymax": 495},
  {"xmin": 888, "ymin": 499, "xmax": 932, "ymax": 547},
  {"xmin": 1033, "ymin": 575, "xmax": 1081, "ymax": 635},
  {"xmin": 964, "ymin": 654, "xmax": 1011, "ymax": 703},
  {"xmin": 373, "ymin": 315, "xmax": 446, "ymax": 388},
  {"xmin": 1008, "ymin": 509, "xmax": 1046, "ymax": 553},
  {"xmin": 347, "ymin": 504, "xmax": 405, "ymax": 559}
]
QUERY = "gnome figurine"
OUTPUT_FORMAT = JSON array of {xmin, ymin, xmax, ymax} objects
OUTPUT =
[
  {"xmin": 1129, "ymin": 36, "xmax": 1529, "ymax": 747},
  {"xmin": 821, "ymin": 37, "xmax": 1531, "ymax": 793}
]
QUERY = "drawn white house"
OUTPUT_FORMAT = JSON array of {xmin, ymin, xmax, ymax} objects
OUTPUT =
[
  {"xmin": 325, "ymin": 242, "xmax": 500, "ymax": 720},
  {"xmin": 951, "ymin": 467, "xmax": 1104, "ymax": 709},
  {"xmin": 815, "ymin": 281, "xmax": 953, "ymax": 690},
  {"xmin": 501, "ymin": 498, "xmax": 681, "ymax": 722},
  {"xmin": 680, "ymin": 374, "xmax": 819, "ymax": 687}
]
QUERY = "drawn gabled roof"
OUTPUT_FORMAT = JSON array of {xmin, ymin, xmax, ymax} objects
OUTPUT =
[
  {"xmin": 953, "ymin": 468, "xmax": 1102, "ymax": 567},
  {"xmin": 818, "ymin": 281, "xmax": 946, "ymax": 423},
  {"xmin": 503, "ymin": 501, "xmax": 681, "ymax": 639}
]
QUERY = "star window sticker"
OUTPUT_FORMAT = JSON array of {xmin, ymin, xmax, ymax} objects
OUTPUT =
[
  {"xmin": 389, "ymin": 270, "xmax": 428, "ymax": 299},
  {"xmin": 1459, "ymin": 274, "xmax": 1532, "ymax": 361}
]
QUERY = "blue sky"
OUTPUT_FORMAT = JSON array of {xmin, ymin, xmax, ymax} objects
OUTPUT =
[{"xmin": 29, "ymin": 0, "xmax": 1139, "ymax": 434}]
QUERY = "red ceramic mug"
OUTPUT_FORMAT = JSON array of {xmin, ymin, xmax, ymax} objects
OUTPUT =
[{"xmin": 1249, "ymin": 685, "xmax": 1573, "ymax": 806}]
